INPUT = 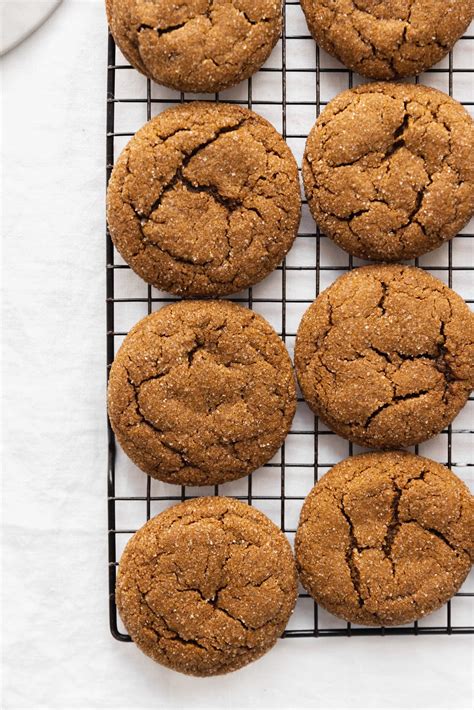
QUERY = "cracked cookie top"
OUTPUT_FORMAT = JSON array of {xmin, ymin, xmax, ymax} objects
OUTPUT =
[
  {"xmin": 116, "ymin": 496, "xmax": 298, "ymax": 675},
  {"xmin": 294, "ymin": 264, "xmax": 474, "ymax": 449},
  {"xmin": 107, "ymin": 102, "xmax": 301, "ymax": 296},
  {"xmin": 301, "ymin": 0, "xmax": 474, "ymax": 80},
  {"xmin": 303, "ymin": 83, "xmax": 474, "ymax": 261},
  {"xmin": 108, "ymin": 300, "xmax": 296, "ymax": 485},
  {"xmin": 295, "ymin": 451, "xmax": 474, "ymax": 626},
  {"xmin": 106, "ymin": 0, "xmax": 282, "ymax": 92}
]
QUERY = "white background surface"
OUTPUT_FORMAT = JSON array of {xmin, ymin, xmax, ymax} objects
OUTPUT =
[{"xmin": 1, "ymin": 1, "xmax": 473, "ymax": 708}]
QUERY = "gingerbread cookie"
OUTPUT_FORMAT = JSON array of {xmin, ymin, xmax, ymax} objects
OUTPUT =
[
  {"xmin": 294, "ymin": 264, "xmax": 474, "ymax": 449},
  {"xmin": 108, "ymin": 300, "xmax": 296, "ymax": 485},
  {"xmin": 107, "ymin": 103, "xmax": 301, "ymax": 296},
  {"xmin": 117, "ymin": 496, "xmax": 298, "ymax": 675},
  {"xmin": 106, "ymin": 0, "xmax": 282, "ymax": 93},
  {"xmin": 300, "ymin": 0, "xmax": 474, "ymax": 80},
  {"xmin": 303, "ymin": 83, "xmax": 474, "ymax": 261},
  {"xmin": 296, "ymin": 451, "xmax": 474, "ymax": 626}
]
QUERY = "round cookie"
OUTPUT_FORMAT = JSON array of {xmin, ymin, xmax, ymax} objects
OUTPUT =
[
  {"xmin": 107, "ymin": 102, "xmax": 301, "ymax": 297},
  {"xmin": 117, "ymin": 496, "xmax": 298, "ymax": 675},
  {"xmin": 295, "ymin": 451, "xmax": 474, "ymax": 627},
  {"xmin": 106, "ymin": 0, "xmax": 282, "ymax": 93},
  {"xmin": 108, "ymin": 300, "xmax": 296, "ymax": 485},
  {"xmin": 294, "ymin": 264, "xmax": 474, "ymax": 449},
  {"xmin": 300, "ymin": 0, "xmax": 474, "ymax": 80},
  {"xmin": 303, "ymin": 83, "xmax": 474, "ymax": 261}
]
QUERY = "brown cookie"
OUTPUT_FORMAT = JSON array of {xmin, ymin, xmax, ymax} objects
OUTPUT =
[
  {"xmin": 301, "ymin": 0, "xmax": 474, "ymax": 80},
  {"xmin": 116, "ymin": 496, "xmax": 298, "ymax": 675},
  {"xmin": 294, "ymin": 264, "xmax": 474, "ymax": 449},
  {"xmin": 295, "ymin": 451, "xmax": 474, "ymax": 627},
  {"xmin": 303, "ymin": 83, "xmax": 474, "ymax": 262},
  {"xmin": 107, "ymin": 102, "xmax": 301, "ymax": 297},
  {"xmin": 106, "ymin": 0, "xmax": 282, "ymax": 93},
  {"xmin": 108, "ymin": 300, "xmax": 296, "ymax": 485}
]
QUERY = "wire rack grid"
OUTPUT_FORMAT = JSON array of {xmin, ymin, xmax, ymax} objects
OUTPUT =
[{"xmin": 107, "ymin": 3, "xmax": 474, "ymax": 641}]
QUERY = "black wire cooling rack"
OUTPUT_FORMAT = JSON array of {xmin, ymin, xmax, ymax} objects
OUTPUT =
[{"xmin": 107, "ymin": 3, "xmax": 474, "ymax": 640}]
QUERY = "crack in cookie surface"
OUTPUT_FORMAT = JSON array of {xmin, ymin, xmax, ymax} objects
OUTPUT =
[
  {"xmin": 106, "ymin": 0, "xmax": 282, "ymax": 93},
  {"xmin": 108, "ymin": 300, "xmax": 296, "ymax": 485},
  {"xmin": 295, "ymin": 452, "xmax": 474, "ymax": 627},
  {"xmin": 300, "ymin": 0, "xmax": 474, "ymax": 80},
  {"xmin": 107, "ymin": 102, "xmax": 301, "ymax": 296},
  {"xmin": 303, "ymin": 83, "xmax": 474, "ymax": 262},
  {"xmin": 116, "ymin": 497, "xmax": 298, "ymax": 675},
  {"xmin": 294, "ymin": 264, "xmax": 474, "ymax": 449}
]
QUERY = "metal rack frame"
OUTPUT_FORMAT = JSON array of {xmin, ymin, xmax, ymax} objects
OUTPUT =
[{"xmin": 107, "ymin": 3, "xmax": 474, "ymax": 640}]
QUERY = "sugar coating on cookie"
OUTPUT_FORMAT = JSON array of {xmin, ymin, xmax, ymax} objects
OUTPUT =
[
  {"xmin": 107, "ymin": 102, "xmax": 301, "ymax": 297},
  {"xmin": 296, "ymin": 452, "xmax": 474, "ymax": 627},
  {"xmin": 117, "ymin": 497, "xmax": 298, "ymax": 675},
  {"xmin": 106, "ymin": 0, "xmax": 282, "ymax": 93},
  {"xmin": 303, "ymin": 83, "xmax": 474, "ymax": 262},
  {"xmin": 295, "ymin": 264, "xmax": 474, "ymax": 449},
  {"xmin": 300, "ymin": 0, "xmax": 474, "ymax": 80},
  {"xmin": 108, "ymin": 300, "xmax": 296, "ymax": 485}
]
